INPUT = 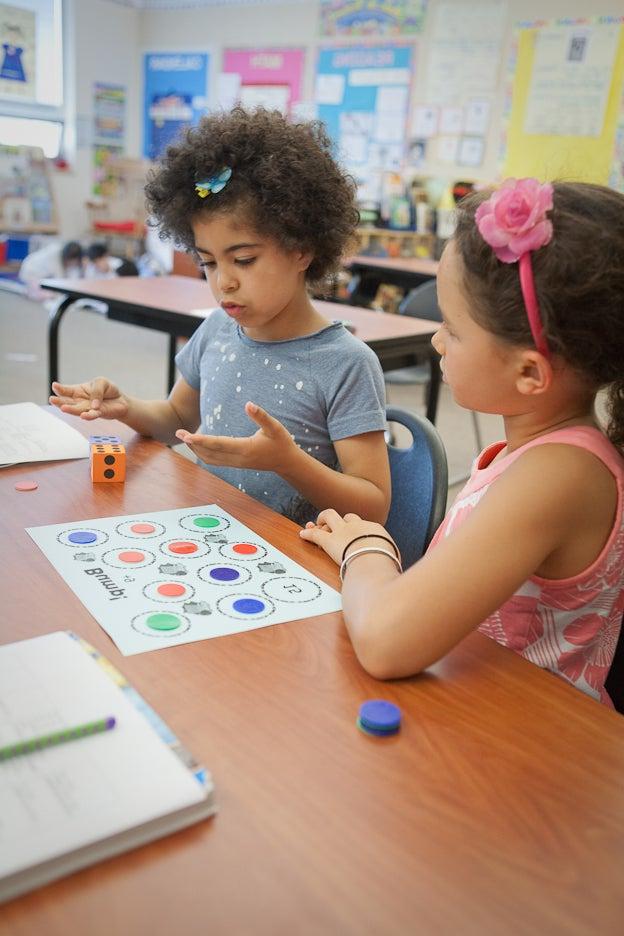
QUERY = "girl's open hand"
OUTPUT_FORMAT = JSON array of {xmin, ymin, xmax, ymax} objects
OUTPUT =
[
  {"xmin": 300, "ymin": 508, "xmax": 394, "ymax": 566},
  {"xmin": 175, "ymin": 402, "xmax": 297, "ymax": 472},
  {"xmin": 49, "ymin": 378, "xmax": 128, "ymax": 421}
]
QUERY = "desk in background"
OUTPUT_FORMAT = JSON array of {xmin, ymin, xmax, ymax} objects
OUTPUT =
[
  {"xmin": 42, "ymin": 275, "xmax": 442, "ymax": 423},
  {"xmin": 346, "ymin": 254, "xmax": 439, "ymax": 307},
  {"xmin": 2, "ymin": 412, "xmax": 624, "ymax": 933}
]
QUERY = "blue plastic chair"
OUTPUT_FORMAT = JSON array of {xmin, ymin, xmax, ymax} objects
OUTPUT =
[
  {"xmin": 605, "ymin": 614, "xmax": 624, "ymax": 714},
  {"xmin": 385, "ymin": 280, "xmax": 484, "ymax": 468},
  {"xmin": 385, "ymin": 406, "xmax": 448, "ymax": 569}
]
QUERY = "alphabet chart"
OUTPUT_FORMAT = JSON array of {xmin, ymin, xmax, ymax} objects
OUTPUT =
[{"xmin": 26, "ymin": 505, "xmax": 341, "ymax": 656}]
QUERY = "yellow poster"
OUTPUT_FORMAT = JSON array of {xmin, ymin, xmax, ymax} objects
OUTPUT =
[{"xmin": 503, "ymin": 20, "xmax": 624, "ymax": 184}]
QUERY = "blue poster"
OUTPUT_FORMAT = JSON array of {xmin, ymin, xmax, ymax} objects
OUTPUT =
[
  {"xmin": 315, "ymin": 45, "xmax": 412, "ymax": 177},
  {"xmin": 143, "ymin": 53, "xmax": 209, "ymax": 160}
]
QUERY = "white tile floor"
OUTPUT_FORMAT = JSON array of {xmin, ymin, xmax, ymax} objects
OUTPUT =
[{"xmin": 0, "ymin": 290, "xmax": 504, "ymax": 503}]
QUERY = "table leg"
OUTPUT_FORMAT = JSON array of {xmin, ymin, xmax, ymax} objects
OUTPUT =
[
  {"xmin": 48, "ymin": 295, "xmax": 75, "ymax": 388},
  {"xmin": 426, "ymin": 353, "xmax": 441, "ymax": 425},
  {"xmin": 168, "ymin": 334, "xmax": 177, "ymax": 392}
]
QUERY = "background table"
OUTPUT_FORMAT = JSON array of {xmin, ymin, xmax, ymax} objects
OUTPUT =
[
  {"xmin": 2, "ymin": 413, "xmax": 624, "ymax": 935},
  {"xmin": 345, "ymin": 254, "xmax": 439, "ymax": 306},
  {"xmin": 42, "ymin": 275, "xmax": 442, "ymax": 423}
]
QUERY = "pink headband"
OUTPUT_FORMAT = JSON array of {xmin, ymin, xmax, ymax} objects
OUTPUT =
[{"xmin": 475, "ymin": 178, "xmax": 553, "ymax": 358}]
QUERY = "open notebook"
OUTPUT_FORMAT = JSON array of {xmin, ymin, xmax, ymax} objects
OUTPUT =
[{"xmin": 0, "ymin": 631, "xmax": 216, "ymax": 903}]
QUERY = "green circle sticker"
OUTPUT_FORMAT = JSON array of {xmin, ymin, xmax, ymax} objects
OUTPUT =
[
  {"xmin": 193, "ymin": 516, "xmax": 220, "ymax": 528},
  {"xmin": 146, "ymin": 612, "xmax": 181, "ymax": 631}
]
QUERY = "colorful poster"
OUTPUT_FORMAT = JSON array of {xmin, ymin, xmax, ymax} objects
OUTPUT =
[
  {"xmin": 222, "ymin": 48, "xmax": 305, "ymax": 115},
  {"xmin": 143, "ymin": 52, "xmax": 208, "ymax": 161},
  {"xmin": 320, "ymin": 0, "xmax": 427, "ymax": 37},
  {"xmin": 93, "ymin": 83, "xmax": 126, "ymax": 196},
  {"xmin": 93, "ymin": 145, "xmax": 123, "ymax": 197},
  {"xmin": 315, "ymin": 44, "xmax": 412, "ymax": 183},
  {"xmin": 94, "ymin": 83, "xmax": 126, "ymax": 144},
  {"xmin": 0, "ymin": 3, "xmax": 36, "ymax": 99}
]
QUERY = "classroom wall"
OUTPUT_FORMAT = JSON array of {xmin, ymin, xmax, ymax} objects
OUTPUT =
[
  {"xmin": 54, "ymin": 0, "xmax": 141, "ymax": 238},
  {"xmin": 53, "ymin": 0, "xmax": 624, "ymax": 238}
]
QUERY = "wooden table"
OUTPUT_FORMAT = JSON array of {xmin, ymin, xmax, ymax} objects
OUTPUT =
[
  {"xmin": 2, "ymin": 414, "xmax": 624, "ymax": 935},
  {"xmin": 346, "ymin": 254, "xmax": 439, "ymax": 305},
  {"xmin": 42, "ymin": 275, "xmax": 441, "ymax": 423}
]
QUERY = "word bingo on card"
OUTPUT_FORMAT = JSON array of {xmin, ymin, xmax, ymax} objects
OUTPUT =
[{"xmin": 27, "ymin": 505, "xmax": 341, "ymax": 655}]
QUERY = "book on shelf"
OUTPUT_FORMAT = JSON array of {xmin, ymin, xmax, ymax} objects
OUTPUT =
[{"xmin": 0, "ymin": 631, "xmax": 216, "ymax": 903}]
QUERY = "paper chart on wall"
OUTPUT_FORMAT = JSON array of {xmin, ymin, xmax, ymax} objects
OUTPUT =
[
  {"xmin": 26, "ymin": 505, "xmax": 342, "ymax": 656},
  {"xmin": 524, "ymin": 24, "xmax": 620, "ymax": 138}
]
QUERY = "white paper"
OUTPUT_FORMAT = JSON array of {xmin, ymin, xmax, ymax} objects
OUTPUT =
[
  {"xmin": 437, "ymin": 135, "xmax": 460, "ymax": 164},
  {"xmin": 290, "ymin": 100, "xmax": 318, "ymax": 122},
  {"xmin": 27, "ymin": 505, "xmax": 342, "ymax": 656},
  {"xmin": 376, "ymin": 85, "xmax": 409, "ymax": 114},
  {"xmin": 439, "ymin": 106, "xmax": 463, "ymax": 135},
  {"xmin": 458, "ymin": 135, "xmax": 485, "ymax": 167},
  {"xmin": 0, "ymin": 403, "xmax": 89, "ymax": 468},
  {"xmin": 340, "ymin": 110, "xmax": 374, "ymax": 134},
  {"xmin": 240, "ymin": 83, "xmax": 289, "ymax": 115},
  {"xmin": 464, "ymin": 99, "xmax": 490, "ymax": 135},
  {"xmin": 340, "ymin": 133, "xmax": 369, "ymax": 164},
  {"xmin": 0, "ymin": 632, "xmax": 210, "ymax": 880},
  {"xmin": 215, "ymin": 72, "xmax": 241, "ymax": 110},
  {"xmin": 373, "ymin": 110, "xmax": 405, "ymax": 143},
  {"xmin": 524, "ymin": 24, "xmax": 620, "ymax": 138},
  {"xmin": 349, "ymin": 68, "xmax": 411, "ymax": 87},
  {"xmin": 367, "ymin": 141, "xmax": 403, "ymax": 170},
  {"xmin": 412, "ymin": 105, "xmax": 438, "ymax": 138},
  {"xmin": 315, "ymin": 73, "xmax": 345, "ymax": 105}
]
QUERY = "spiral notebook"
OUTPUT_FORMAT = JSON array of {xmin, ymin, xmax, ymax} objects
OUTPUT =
[{"xmin": 0, "ymin": 631, "xmax": 216, "ymax": 903}]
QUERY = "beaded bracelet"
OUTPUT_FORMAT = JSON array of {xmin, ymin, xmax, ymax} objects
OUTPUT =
[
  {"xmin": 339, "ymin": 546, "xmax": 403, "ymax": 583},
  {"xmin": 341, "ymin": 534, "xmax": 401, "ymax": 564}
]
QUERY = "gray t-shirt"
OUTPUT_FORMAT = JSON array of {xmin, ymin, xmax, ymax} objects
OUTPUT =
[{"xmin": 175, "ymin": 308, "xmax": 386, "ymax": 524}]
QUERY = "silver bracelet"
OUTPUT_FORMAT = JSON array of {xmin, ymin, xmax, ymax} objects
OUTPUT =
[{"xmin": 339, "ymin": 546, "xmax": 403, "ymax": 583}]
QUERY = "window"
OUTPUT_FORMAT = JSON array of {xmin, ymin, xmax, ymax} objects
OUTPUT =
[{"xmin": 0, "ymin": 0, "xmax": 64, "ymax": 157}]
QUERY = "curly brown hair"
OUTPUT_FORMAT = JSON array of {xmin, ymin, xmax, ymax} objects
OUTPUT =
[
  {"xmin": 454, "ymin": 181, "xmax": 624, "ymax": 452},
  {"xmin": 144, "ymin": 106, "xmax": 359, "ymax": 286}
]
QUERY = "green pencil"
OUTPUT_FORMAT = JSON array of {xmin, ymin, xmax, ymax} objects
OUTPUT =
[{"xmin": 0, "ymin": 716, "xmax": 116, "ymax": 761}]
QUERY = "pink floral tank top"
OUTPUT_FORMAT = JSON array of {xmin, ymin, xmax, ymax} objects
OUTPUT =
[{"xmin": 429, "ymin": 426, "xmax": 624, "ymax": 706}]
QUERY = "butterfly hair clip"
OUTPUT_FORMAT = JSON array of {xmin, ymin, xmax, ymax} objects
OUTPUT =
[{"xmin": 195, "ymin": 167, "xmax": 232, "ymax": 198}]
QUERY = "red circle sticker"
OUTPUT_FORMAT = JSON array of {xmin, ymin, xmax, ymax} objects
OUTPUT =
[
  {"xmin": 118, "ymin": 550, "xmax": 145, "ymax": 563},
  {"xmin": 168, "ymin": 541, "xmax": 198, "ymax": 555},
  {"xmin": 157, "ymin": 583, "xmax": 186, "ymax": 597},
  {"xmin": 130, "ymin": 522, "xmax": 156, "ymax": 534},
  {"xmin": 232, "ymin": 543, "xmax": 258, "ymax": 555}
]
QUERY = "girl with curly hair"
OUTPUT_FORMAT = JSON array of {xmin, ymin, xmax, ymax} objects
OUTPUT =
[
  {"xmin": 51, "ymin": 108, "xmax": 390, "ymax": 526},
  {"xmin": 302, "ymin": 179, "xmax": 624, "ymax": 707}
]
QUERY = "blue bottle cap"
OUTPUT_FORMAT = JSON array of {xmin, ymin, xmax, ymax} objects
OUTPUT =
[
  {"xmin": 356, "ymin": 717, "xmax": 399, "ymax": 738},
  {"xmin": 359, "ymin": 699, "xmax": 401, "ymax": 732}
]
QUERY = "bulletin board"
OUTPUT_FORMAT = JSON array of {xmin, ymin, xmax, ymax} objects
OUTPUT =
[
  {"xmin": 143, "ymin": 52, "xmax": 209, "ymax": 161},
  {"xmin": 409, "ymin": 0, "xmax": 507, "ymax": 173},
  {"xmin": 222, "ymin": 48, "xmax": 305, "ymax": 115},
  {"xmin": 0, "ymin": 144, "xmax": 56, "ymax": 233},
  {"xmin": 502, "ymin": 17, "xmax": 624, "ymax": 185},
  {"xmin": 315, "ymin": 43, "xmax": 412, "ymax": 186}
]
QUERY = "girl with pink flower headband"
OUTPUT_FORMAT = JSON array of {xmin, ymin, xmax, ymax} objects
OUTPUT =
[{"xmin": 302, "ymin": 178, "xmax": 624, "ymax": 709}]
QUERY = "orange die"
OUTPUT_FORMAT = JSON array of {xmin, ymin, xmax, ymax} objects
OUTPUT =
[{"xmin": 90, "ymin": 442, "xmax": 126, "ymax": 482}]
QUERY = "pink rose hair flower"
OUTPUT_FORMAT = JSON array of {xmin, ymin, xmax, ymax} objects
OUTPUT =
[
  {"xmin": 475, "ymin": 177, "xmax": 554, "ymax": 357},
  {"xmin": 475, "ymin": 178, "xmax": 553, "ymax": 262}
]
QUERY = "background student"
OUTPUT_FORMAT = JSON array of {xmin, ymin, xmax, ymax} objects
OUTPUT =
[
  {"xmin": 50, "ymin": 107, "xmax": 390, "ymax": 526},
  {"xmin": 84, "ymin": 242, "xmax": 124, "ymax": 279},
  {"xmin": 302, "ymin": 178, "xmax": 624, "ymax": 706},
  {"xmin": 19, "ymin": 240, "xmax": 84, "ymax": 301}
]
